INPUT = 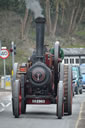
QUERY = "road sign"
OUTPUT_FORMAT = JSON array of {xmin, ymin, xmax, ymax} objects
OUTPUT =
[
  {"xmin": 0, "ymin": 49, "xmax": 10, "ymax": 59},
  {"xmin": 5, "ymin": 75, "xmax": 11, "ymax": 90}
]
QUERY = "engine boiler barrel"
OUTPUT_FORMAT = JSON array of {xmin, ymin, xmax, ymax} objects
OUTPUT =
[{"xmin": 35, "ymin": 17, "xmax": 46, "ymax": 60}]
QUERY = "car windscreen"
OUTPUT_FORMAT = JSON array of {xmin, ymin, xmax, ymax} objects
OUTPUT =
[{"xmin": 80, "ymin": 66, "xmax": 85, "ymax": 74}]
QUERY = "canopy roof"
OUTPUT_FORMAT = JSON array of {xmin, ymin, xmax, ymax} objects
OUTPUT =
[{"xmin": 63, "ymin": 48, "xmax": 85, "ymax": 56}]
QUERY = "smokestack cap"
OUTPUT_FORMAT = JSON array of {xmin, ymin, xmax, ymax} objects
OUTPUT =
[{"xmin": 35, "ymin": 17, "xmax": 46, "ymax": 23}]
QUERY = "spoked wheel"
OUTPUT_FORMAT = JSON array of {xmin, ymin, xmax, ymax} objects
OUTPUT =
[
  {"xmin": 57, "ymin": 81, "xmax": 64, "ymax": 119},
  {"xmin": 21, "ymin": 75, "xmax": 26, "ymax": 114},
  {"xmin": 54, "ymin": 42, "xmax": 60, "ymax": 95},
  {"xmin": 12, "ymin": 80, "xmax": 22, "ymax": 118},
  {"xmin": 64, "ymin": 65, "xmax": 72, "ymax": 115}
]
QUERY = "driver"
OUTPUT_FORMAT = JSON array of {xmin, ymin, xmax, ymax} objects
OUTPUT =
[{"xmin": 49, "ymin": 41, "xmax": 64, "ymax": 60}]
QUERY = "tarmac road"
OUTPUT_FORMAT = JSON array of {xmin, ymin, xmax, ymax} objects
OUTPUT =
[{"xmin": 0, "ymin": 91, "xmax": 85, "ymax": 128}]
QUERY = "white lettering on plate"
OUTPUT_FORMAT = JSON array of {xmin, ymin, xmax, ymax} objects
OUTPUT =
[{"xmin": 32, "ymin": 100, "xmax": 45, "ymax": 103}]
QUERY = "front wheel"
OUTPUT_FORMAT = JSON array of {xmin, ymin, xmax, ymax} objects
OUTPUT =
[
  {"xmin": 12, "ymin": 80, "xmax": 21, "ymax": 118},
  {"xmin": 57, "ymin": 81, "xmax": 64, "ymax": 119}
]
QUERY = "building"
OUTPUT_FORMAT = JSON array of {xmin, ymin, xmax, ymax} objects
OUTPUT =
[{"xmin": 62, "ymin": 48, "xmax": 85, "ymax": 65}]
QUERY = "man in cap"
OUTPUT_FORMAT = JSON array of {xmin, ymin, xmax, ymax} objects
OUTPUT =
[{"xmin": 50, "ymin": 41, "xmax": 64, "ymax": 60}]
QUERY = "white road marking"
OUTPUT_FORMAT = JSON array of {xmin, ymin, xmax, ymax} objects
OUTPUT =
[
  {"xmin": 5, "ymin": 102, "xmax": 11, "ymax": 107},
  {"xmin": 79, "ymin": 118, "xmax": 85, "ymax": 120},
  {"xmin": 0, "ymin": 94, "xmax": 12, "ymax": 112},
  {"xmin": 0, "ymin": 103, "xmax": 5, "ymax": 107},
  {"xmin": 75, "ymin": 103, "xmax": 84, "ymax": 128},
  {"xmin": 0, "ymin": 102, "xmax": 11, "ymax": 112},
  {"xmin": 0, "ymin": 108, "xmax": 4, "ymax": 112}
]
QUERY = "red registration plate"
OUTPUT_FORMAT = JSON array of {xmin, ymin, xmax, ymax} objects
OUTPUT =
[
  {"xmin": 27, "ymin": 99, "xmax": 51, "ymax": 104},
  {"xmin": 32, "ymin": 99, "xmax": 45, "ymax": 104}
]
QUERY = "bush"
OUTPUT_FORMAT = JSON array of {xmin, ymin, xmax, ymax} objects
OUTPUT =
[
  {"xmin": 0, "ymin": 0, "xmax": 25, "ymax": 16},
  {"xmin": 75, "ymin": 31, "xmax": 85, "ymax": 40}
]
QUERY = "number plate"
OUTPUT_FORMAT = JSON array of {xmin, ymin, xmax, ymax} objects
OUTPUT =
[{"xmin": 32, "ymin": 99, "xmax": 45, "ymax": 104}]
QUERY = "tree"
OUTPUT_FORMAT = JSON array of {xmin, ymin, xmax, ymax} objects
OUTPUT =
[
  {"xmin": 45, "ymin": 0, "xmax": 52, "ymax": 35},
  {"xmin": 21, "ymin": 8, "xmax": 29, "ymax": 39},
  {"xmin": 68, "ymin": 0, "xmax": 85, "ymax": 34}
]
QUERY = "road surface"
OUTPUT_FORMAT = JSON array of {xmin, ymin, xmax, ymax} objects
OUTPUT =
[{"xmin": 0, "ymin": 91, "xmax": 85, "ymax": 128}]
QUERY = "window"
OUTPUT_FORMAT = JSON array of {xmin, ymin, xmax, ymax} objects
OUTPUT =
[
  {"xmin": 70, "ymin": 59, "xmax": 74, "ymax": 64},
  {"xmin": 81, "ymin": 59, "xmax": 85, "ymax": 64},
  {"xmin": 64, "ymin": 59, "xmax": 68, "ymax": 64},
  {"xmin": 76, "ymin": 59, "xmax": 79, "ymax": 64}
]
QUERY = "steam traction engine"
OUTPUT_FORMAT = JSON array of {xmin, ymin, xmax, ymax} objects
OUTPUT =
[{"xmin": 12, "ymin": 17, "xmax": 72, "ymax": 119}]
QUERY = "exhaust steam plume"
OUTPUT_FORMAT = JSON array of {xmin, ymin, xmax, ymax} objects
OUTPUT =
[{"xmin": 25, "ymin": 0, "xmax": 44, "ymax": 18}]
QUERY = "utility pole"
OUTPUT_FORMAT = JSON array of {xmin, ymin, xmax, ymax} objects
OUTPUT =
[
  {"xmin": 10, "ymin": 41, "xmax": 16, "ymax": 75},
  {"xmin": 1, "ymin": 47, "xmax": 7, "ymax": 77},
  {"xmin": 2, "ymin": 47, "xmax": 7, "ymax": 89},
  {"xmin": 3, "ymin": 59, "xmax": 6, "ymax": 77}
]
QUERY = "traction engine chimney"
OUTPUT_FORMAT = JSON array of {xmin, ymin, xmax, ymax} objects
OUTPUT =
[{"xmin": 35, "ymin": 17, "xmax": 46, "ymax": 61}]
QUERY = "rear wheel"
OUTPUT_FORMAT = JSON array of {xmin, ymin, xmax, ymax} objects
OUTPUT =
[
  {"xmin": 12, "ymin": 80, "xmax": 21, "ymax": 118},
  {"xmin": 54, "ymin": 42, "xmax": 60, "ymax": 95},
  {"xmin": 60, "ymin": 63, "xmax": 64, "ymax": 81},
  {"xmin": 64, "ymin": 65, "xmax": 72, "ymax": 115},
  {"xmin": 68, "ymin": 65, "xmax": 72, "ymax": 115},
  {"xmin": 57, "ymin": 81, "xmax": 64, "ymax": 119}
]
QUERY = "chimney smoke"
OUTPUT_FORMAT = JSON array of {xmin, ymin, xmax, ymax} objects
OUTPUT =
[{"xmin": 25, "ymin": 0, "xmax": 43, "ymax": 19}]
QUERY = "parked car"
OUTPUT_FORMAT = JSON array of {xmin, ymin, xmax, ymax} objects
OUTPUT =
[
  {"xmin": 80, "ymin": 64, "xmax": 85, "ymax": 89},
  {"xmin": 72, "ymin": 66, "xmax": 83, "ymax": 95}
]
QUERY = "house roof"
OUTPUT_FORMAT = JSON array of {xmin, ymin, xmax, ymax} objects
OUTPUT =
[{"xmin": 63, "ymin": 48, "xmax": 85, "ymax": 56}]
